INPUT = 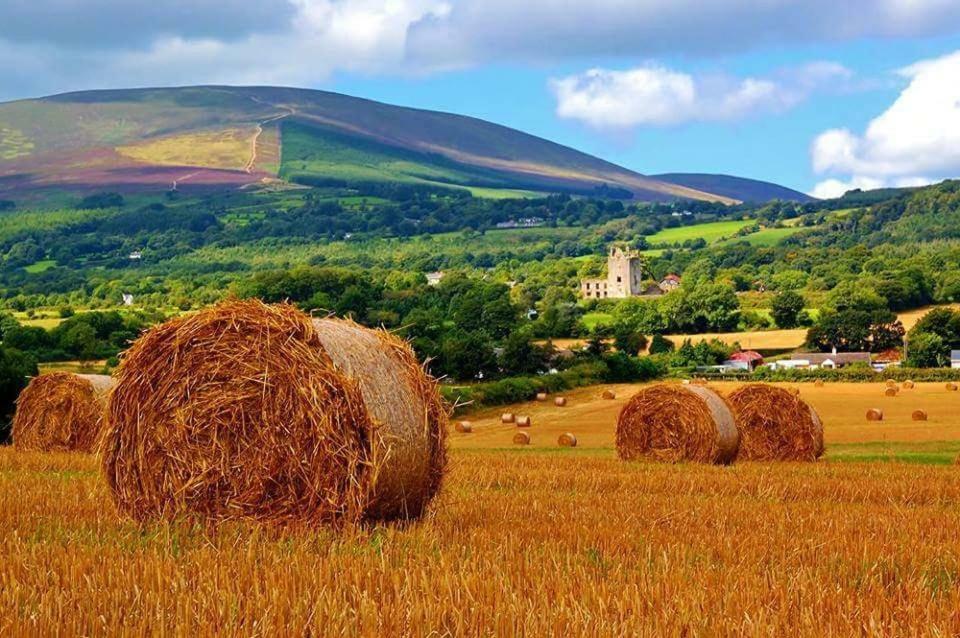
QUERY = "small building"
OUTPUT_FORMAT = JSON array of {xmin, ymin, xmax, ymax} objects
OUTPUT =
[
  {"xmin": 952, "ymin": 350, "xmax": 960, "ymax": 369},
  {"xmin": 725, "ymin": 350, "xmax": 764, "ymax": 371},
  {"xmin": 121, "ymin": 293, "xmax": 134, "ymax": 307},
  {"xmin": 426, "ymin": 272, "xmax": 445, "ymax": 286},
  {"xmin": 792, "ymin": 351, "xmax": 871, "ymax": 369},
  {"xmin": 659, "ymin": 274, "xmax": 681, "ymax": 292},
  {"xmin": 874, "ymin": 348, "xmax": 902, "ymax": 371},
  {"xmin": 128, "ymin": 251, "xmax": 142, "ymax": 260}
]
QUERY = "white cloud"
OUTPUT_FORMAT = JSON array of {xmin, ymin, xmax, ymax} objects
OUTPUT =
[
  {"xmin": 810, "ymin": 49, "xmax": 960, "ymax": 196},
  {"xmin": 550, "ymin": 62, "xmax": 850, "ymax": 129},
  {"xmin": 407, "ymin": 0, "xmax": 960, "ymax": 68}
]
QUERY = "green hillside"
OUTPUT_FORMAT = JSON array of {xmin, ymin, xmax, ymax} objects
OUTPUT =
[{"xmin": 0, "ymin": 86, "xmax": 739, "ymax": 203}]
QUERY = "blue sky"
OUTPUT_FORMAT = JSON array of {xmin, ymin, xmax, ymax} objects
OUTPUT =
[{"xmin": 2, "ymin": 0, "xmax": 960, "ymax": 196}]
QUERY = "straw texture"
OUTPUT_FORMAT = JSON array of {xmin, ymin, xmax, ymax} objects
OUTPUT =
[
  {"xmin": 727, "ymin": 384, "xmax": 825, "ymax": 462},
  {"xmin": 12, "ymin": 373, "xmax": 114, "ymax": 452}
]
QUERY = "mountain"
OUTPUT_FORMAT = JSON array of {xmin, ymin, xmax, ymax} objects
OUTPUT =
[
  {"xmin": 0, "ymin": 86, "xmax": 742, "ymax": 204},
  {"xmin": 653, "ymin": 173, "xmax": 815, "ymax": 203}
]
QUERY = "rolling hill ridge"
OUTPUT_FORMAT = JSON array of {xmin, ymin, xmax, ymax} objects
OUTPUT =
[{"xmin": 0, "ymin": 86, "xmax": 802, "ymax": 204}]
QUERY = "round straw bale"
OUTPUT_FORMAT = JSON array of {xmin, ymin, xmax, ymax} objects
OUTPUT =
[
  {"xmin": 885, "ymin": 379, "xmax": 898, "ymax": 388},
  {"xmin": 866, "ymin": 408, "xmax": 884, "ymax": 421},
  {"xmin": 513, "ymin": 431, "xmax": 531, "ymax": 445},
  {"xmin": 947, "ymin": 383, "xmax": 959, "ymax": 392},
  {"xmin": 727, "ymin": 384, "xmax": 825, "ymax": 462},
  {"xmin": 454, "ymin": 421, "xmax": 473, "ymax": 433},
  {"xmin": 102, "ymin": 300, "xmax": 447, "ymax": 526},
  {"xmin": 912, "ymin": 409, "xmax": 928, "ymax": 421},
  {"xmin": 903, "ymin": 380, "xmax": 915, "ymax": 389},
  {"xmin": 558, "ymin": 432, "xmax": 578, "ymax": 447},
  {"xmin": 515, "ymin": 416, "xmax": 532, "ymax": 428},
  {"xmin": 885, "ymin": 387, "xmax": 899, "ymax": 397},
  {"xmin": 616, "ymin": 384, "xmax": 739, "ymax": 464},
  {"xmin": 554, "ymin": 397, "xmax": 568, "ymax": 407},
  {"xmin": 535, "ymin": 392, "xmax": 548, "ymax": 402},
  {"xmin": 602, "ymin": 389, "xmax": 617, "ymax": 400},
  {"xmin": 12, "ymin": 372, "xmax": 114, "ymax": 452},
  {"xmin": 501, "ymin": 413, "xmax": 516, "ymax": 424},
  {"xmin": 814, "ymin": 379, "xmax": 825, "ymax": 387},
  {"xmin": 681, "ymin": 379, "xmax": 691, "ymax": 385}
]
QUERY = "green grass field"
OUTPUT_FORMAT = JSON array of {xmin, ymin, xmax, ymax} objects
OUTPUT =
[
  {"xmin": 646, "ymin": 219, "xmax": 754, "ymax": 246},
  {"xmin": 717, "ymin": 225, "xmax": 806, "ymax": 247},
  {"xmin": 23, "ymin": 259, "xmax": 57, "ymax": 273}
]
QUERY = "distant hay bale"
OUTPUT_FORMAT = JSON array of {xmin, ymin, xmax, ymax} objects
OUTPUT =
[
  {"xmin": 866, "ymin": 408, "xmax": 884, "ymax": 421},
  {"xmin": 903, "ymin": 380, "xmax": 915, "ymax": 389},
  {"xmin": 727, "ymin": 384, "xmax": 825, "ymax": 462},
  {"xmin": 454, "ymin": 421, "xmax": 473, "ymax": 433},
  {"xmin": 558, "ymin": 432, "xmax": 577, "ymax": 447},
  {"xmin": 554, "ymin": 397, "xmax": 568, "ymax": 407},
  {"xmin": 912, "ymin": 410, "xmax": 928, "ymax": 422},
  {"xmin": 535, "ymin": 392, "xmax": 548, "ymax": 402},
  {"xmin": 513, "ymin": 431, "xmax": 531, "ymax": 445},
  {"xmin": 814, "ymin": 379, "xmax": 825, "ymax": 387},
  {"xmin": 885, "ymin": 379, "xmax": 898, "ymax": 388},
  {"xmin": 102, "ymin": 300, "xmax": 447, "ymax": 526},
  {"xmin": 501, "ymin": 413, "xmax": 516, "ymax": 424},
  {"xmin": 12, "ymin": 373, "xmax": 114, "ymax": 452},
  {"xmin": 885, "ymin": 387, "xmax": 899, "ymax": 397},
  {"xmin": 515, "ymin": 416, "xmax": 532, "ymax": 428},
  {"xmin": 681, "ymin": 379, "xmax": 691, "ymax": 385},
  {"xmin": 616, "ymin": 384, "xmax": 739, "ymax": 464},
  {"xmin": 947, "ymin": 383, "xmax": 959, "ymax": 392},
  {"xmin": 602, "ymin": 389, "xmax": 617, "ymax": 400}
]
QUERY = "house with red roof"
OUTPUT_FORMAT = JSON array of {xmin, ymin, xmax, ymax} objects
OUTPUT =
[{"xmin": 724, "ymin": 350, "xmax": 765, "ymax": 371}]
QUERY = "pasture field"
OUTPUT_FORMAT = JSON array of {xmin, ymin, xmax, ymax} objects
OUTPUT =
[
  {"xmin": 2, "ymin": 381, "xmax": 960, "ymax": 635},
  {"xmin": 645, "ymin": 219, "xmax": 754, "ymax": 246}
]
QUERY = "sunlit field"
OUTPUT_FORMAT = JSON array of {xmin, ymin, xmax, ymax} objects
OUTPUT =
[{"xmin": 2, "ymin": 382, "xmax": 960, "ymax": 635}]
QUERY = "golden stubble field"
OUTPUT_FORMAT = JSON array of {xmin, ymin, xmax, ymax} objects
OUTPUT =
[{"xmin": 3, "ymin": 382, "xmax": 960, "ymax": 636}]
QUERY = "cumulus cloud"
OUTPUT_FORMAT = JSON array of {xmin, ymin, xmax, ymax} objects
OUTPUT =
[
  {"xmin": 550, "ymin": 62, "xmax": 850, "ymax": 129},
  {"xmin": 0, "ymin": 0, "xmax": 450, "ymax": 100},
  {"xmin": 811, "ymin": 49, "xmax": 960, "ymax": 197},
  {"xmin": 407, "ymin": 0, "xmax": 960, "ymax": 68}
]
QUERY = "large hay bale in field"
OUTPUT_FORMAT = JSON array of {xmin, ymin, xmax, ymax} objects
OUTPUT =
[
  {"xmin": 885, "ymin": 387, "xmax": 899, "ymax": 397},
  {"xmin": 513, "ymin": 431, "xmax": 531, "ymax": 445},
  {"xmin": 501, "ymin": 413, "xmax": 516, "ymax": 424},
  {"xmin": 554, "ymin": 397, "xmax": 568, "ymax": 407},
  {"xmin": 558, "ymin": 432, "xmax": 577, "ymax": 447},
  {"xmin": 12, "ymin": 373, "xmax": 114, "ymax": 452},
  {"xmin": 727, "ymin": 384, "xmax": 825, "ymax": 462},
  {"xmin": 616, "ymin": 384, "xmax": 739, "ymax": 464},
  {"xmin": 903, "ymin": 380, "xmax": 915, "ymax": 389},
  {"xmin": 912, "ymin": 410, "xmax": 928, "ymax": 422},
  {"xmin": 102, "ymin": 300, "xmax": 447, "ymax": 525},
  {"xmin": 602, "ymin": 389, "xmax": 617, "ymax": 400},
  {"xmin": 515, "ymin": 416, "xmax": 532, "ymax": 428},
  {"xmin": 866, "ymin": 408, "xmax": 884, "ymax": 421},
  {"xmin": 454, "ymin": 421, "xmax": 472, "ymax": 433}
]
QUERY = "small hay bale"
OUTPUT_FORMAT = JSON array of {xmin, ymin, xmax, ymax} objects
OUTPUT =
[
  {"xmin": 513, "ymin": 431, "xmax": 531, "ymax": 445},
  {"xmin": 814, "ymin": 379, "xmax": 825, "ymax": 387},
  {"xmin": 102, "ymin": 300, "xmax": 448, "ymax": 526},
  {"xmin": 516, "ymin": 416, "xmax": 532, "ymax": 428},
  {"xmin": 885, "ymin": 379, "xmax": 898, "ymax": 388},
  {"xmin": 454, "ymin": 421, "xmax": 473, "ymax": 433},
  {"xmin": 501, "ymin": 413, "xmax": 516, "ymax": 424},
  {"xmin": 912, "ymin": 409, "xmax": 928, "ymax": 422},
  {"xmin": 12, "ymin": 373, "xmax": 114, "ymax": 452},
  {"xmin": 554, "ymin": 397, "xmax": 568, "ymax": 407},
  {"xmin": 602, "ymin": 389, "xmax": 617, "ymax": 400},
  {"xmin": 903, "ymin": 380, "xmax": 915, "ymax": 389},
  {"xmin": 866, "ymin": 408, "xmax": 884, "ymax": 421},
  {"xmin": 616, "ymin": 384, "xmax": 739, "ymax": 464},
  {"xmin": 681, "ymin": 379, "xmax": 691, "ymax": 385},
  {"xmin": 535, "ymin": 392, "xmax": 548, "ymax": 402},
  {"xmin": 558, "ymin": 432, "xmax": 578, "ymax": 447},
  {"xmin": 947, "ymin": 383, "xmax": 959, "ymax": 392},
  {"xmin": 727, "ymin": 384, "xmax": 825, "ymax": 462},
  {"xmin": 885, "ymin": 387, "xmax": 899, "ymax": 397}
]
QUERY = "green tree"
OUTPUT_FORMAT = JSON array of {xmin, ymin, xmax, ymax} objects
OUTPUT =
[
  {"xmin": 0, "ymin": 346, "xmax": 38, "ymax": 443},
  {"xmin": 905, "ymin": 331, "xmax": 947, "ymax": 368},
  {"xmin": 771, "ymin": 291, "xmax": 805, "ymax": 329}
]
